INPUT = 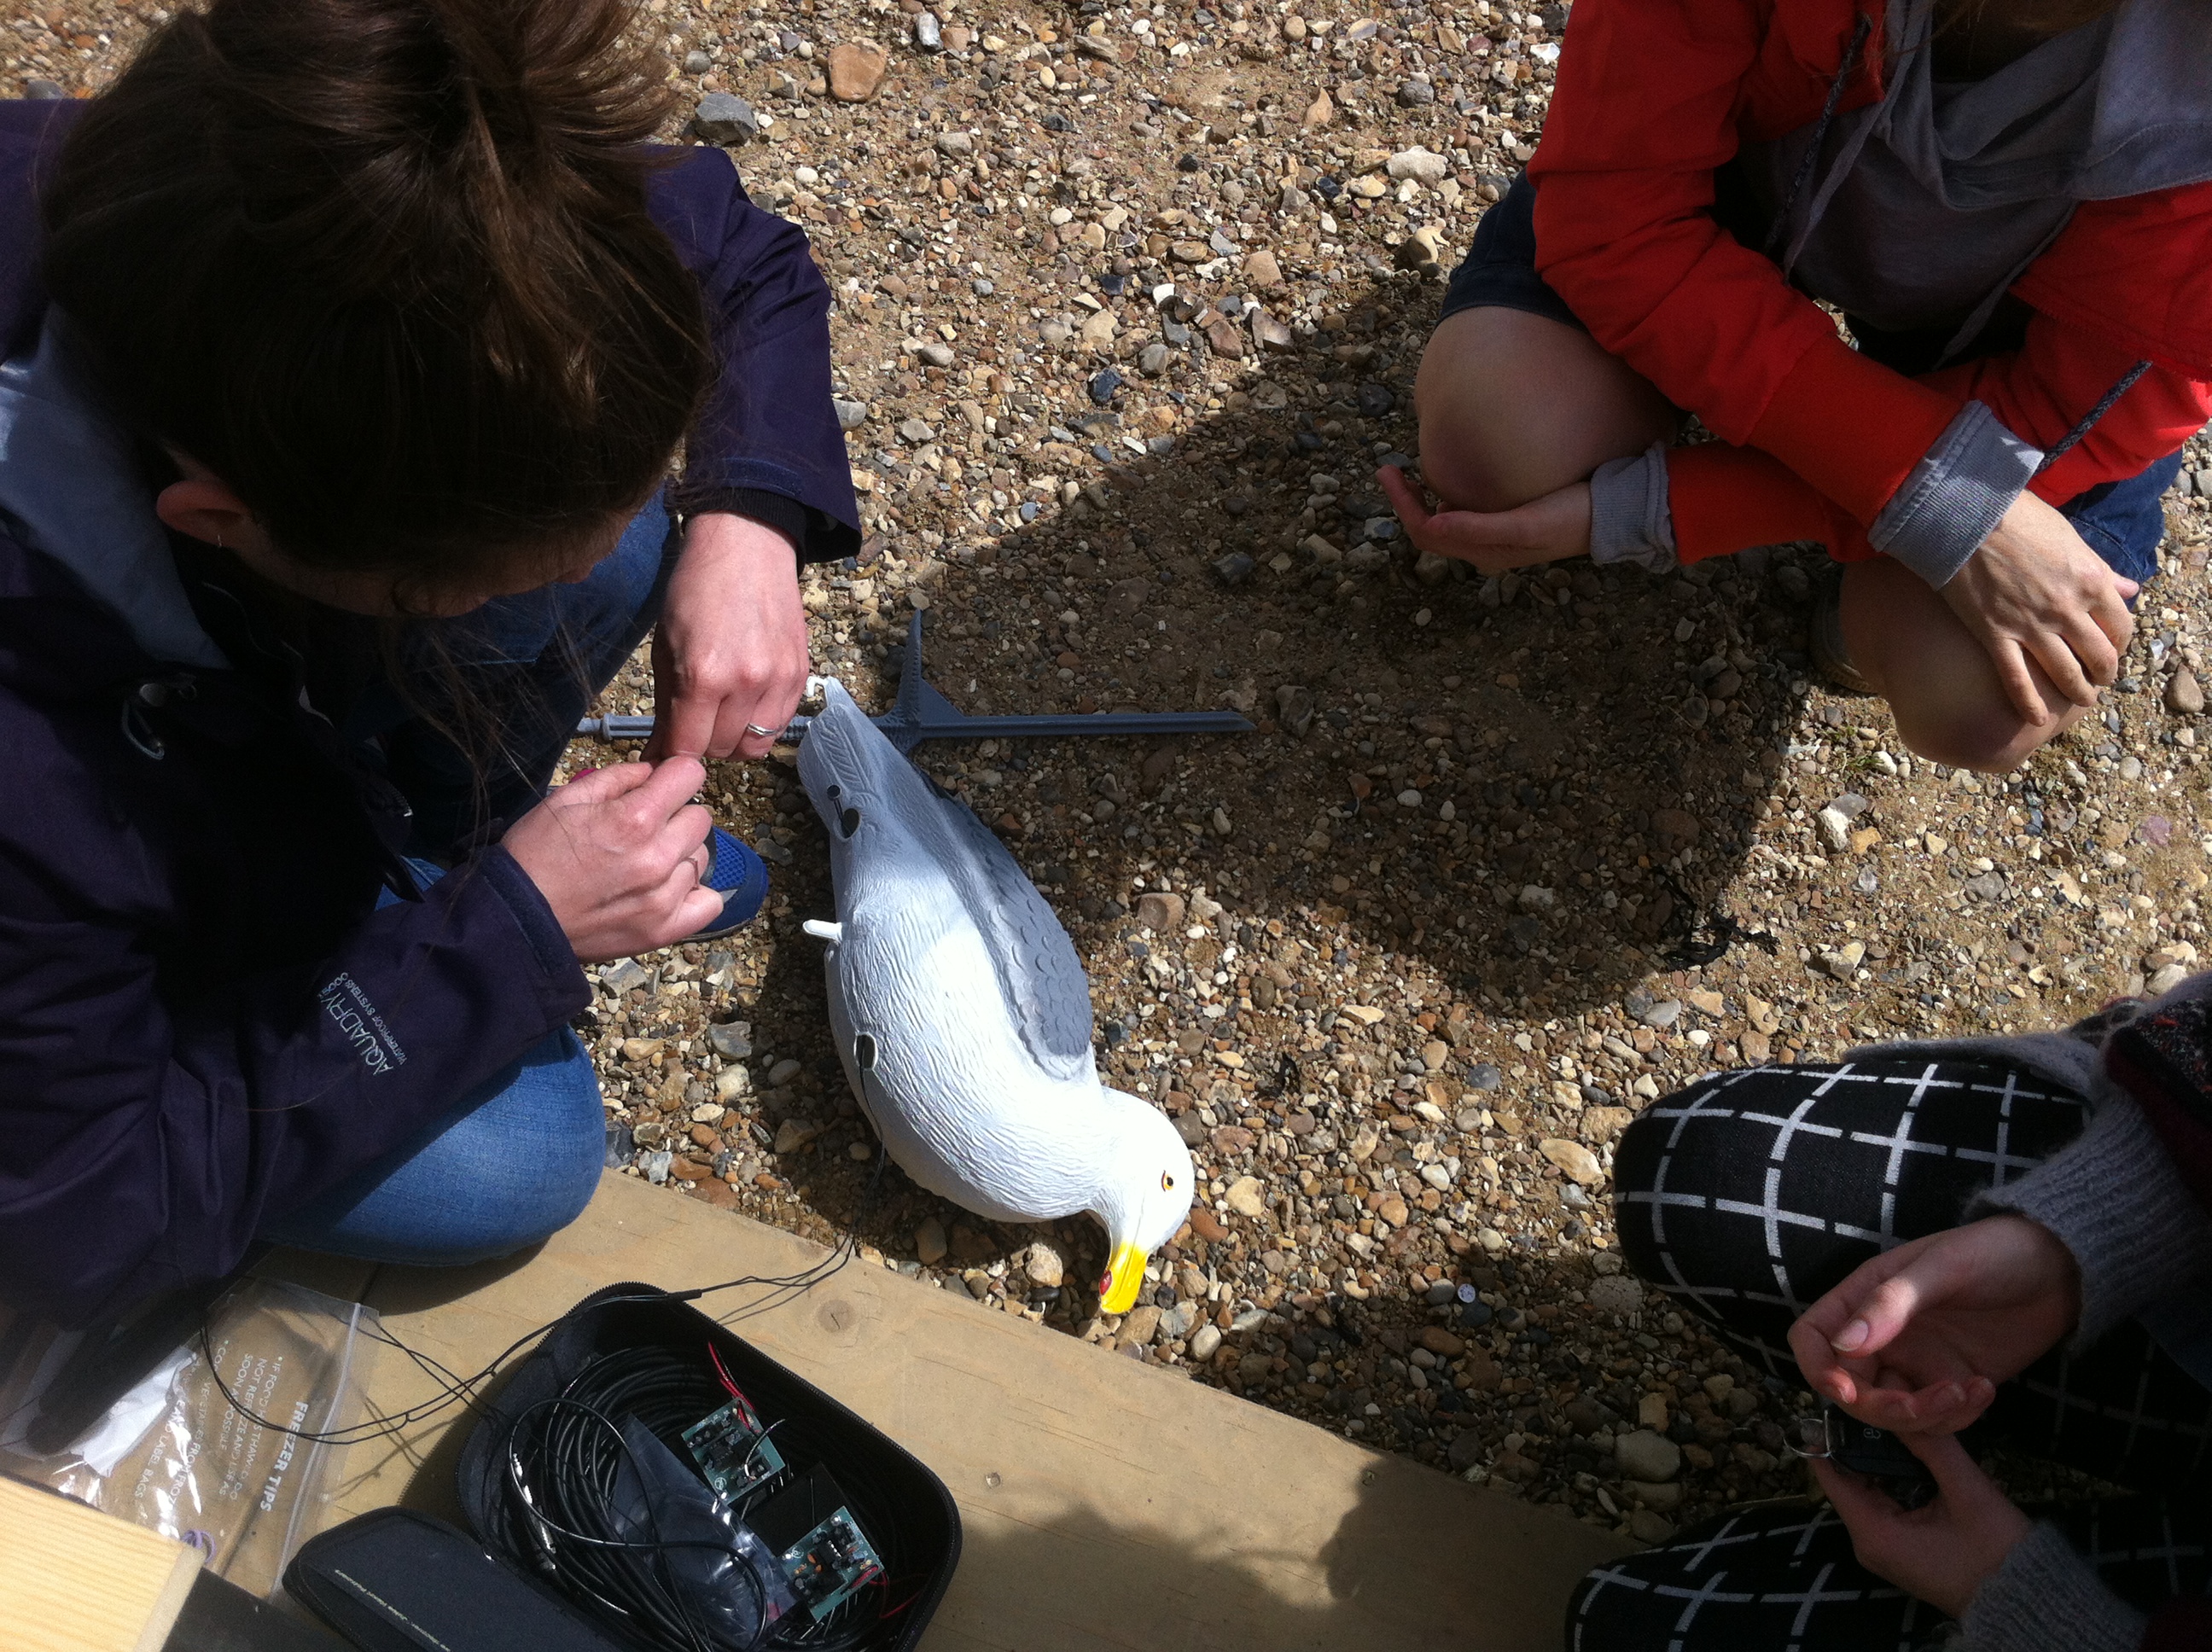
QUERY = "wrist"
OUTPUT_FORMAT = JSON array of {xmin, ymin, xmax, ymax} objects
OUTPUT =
[
  {"xmin": 1971, "ymin": 1093, "xmax": 2212, "ymax": 1345},
  {"xmin": 683, "ymin": 510, "xmax": 800, "ymax": 567},
  {"xmin": 1992, "ymin": 1213, "xmax": 2084, "ymax": 1335}
]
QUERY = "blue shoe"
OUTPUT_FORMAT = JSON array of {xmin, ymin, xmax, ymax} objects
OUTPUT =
[{"xmin": 690, "ymin": 826, "xmax": 769, "ymax": 939}]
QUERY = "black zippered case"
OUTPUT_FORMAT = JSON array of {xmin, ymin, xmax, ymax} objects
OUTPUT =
[
  {"xmin": 457, "ymin": 1283, "xmax": 959, "ymax": 1652},
  {"xmin": 286, "ymin": 1284, "xmax": 959, "ymax": 1652},
  {"xmin": 284, "ymin": 1506, "xmax": 626, "ymax": 1652}
]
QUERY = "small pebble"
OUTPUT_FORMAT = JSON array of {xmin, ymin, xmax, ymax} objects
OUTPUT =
[{"xmin": 1615, "ymin": 1431, "xmax": 1683, "ymax": 1484}]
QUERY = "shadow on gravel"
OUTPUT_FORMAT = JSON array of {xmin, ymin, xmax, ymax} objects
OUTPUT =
[
  {"xmin": 667, "ymin": 267, "xmax": 1820, "ymax": 1391},
  {"xmin": 781, "ymin": 266, "xmax": 1815, "ymax": 1067}
]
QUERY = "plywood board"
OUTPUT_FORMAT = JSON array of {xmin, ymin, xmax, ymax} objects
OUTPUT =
[
  {"xmin": 328, "ymin": 1172, "xmax": 1626, "ymax": 1652},
  {"xmin": 0, "ymin": 1474, "xmax": 200, "ymax": 1652}
]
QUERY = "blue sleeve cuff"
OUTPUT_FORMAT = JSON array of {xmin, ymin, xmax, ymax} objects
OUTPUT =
[
  {"xmin": 472, "ymin": 844, "xmax": 588, "ymax": 995},
  {"xmin": 1868, "ymin": 401, "xmax": 2042, "ymax": 589},
  {"xmin": 1587, "ymin": 443, "xmax": 1677, "ymax": 573},
  {"xmin": 670, "ymin": 485, "xmax": 853, "ymax": 565}
]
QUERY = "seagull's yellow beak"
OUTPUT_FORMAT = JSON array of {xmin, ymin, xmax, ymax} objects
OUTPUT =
[{"xmin": 1098, "ymin": 1242, "xmax": 1148, "ymax": 1314}]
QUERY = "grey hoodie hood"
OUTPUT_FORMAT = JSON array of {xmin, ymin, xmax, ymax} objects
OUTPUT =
[
  {"xmin": 1745, "ymin": 0, "xmax": 2212, "ymax": 342},
  {"xmin": 0, "ymin": 321, "xmax": 226, "ymax": 671}
]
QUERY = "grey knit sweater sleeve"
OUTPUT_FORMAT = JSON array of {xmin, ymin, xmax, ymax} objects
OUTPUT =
[
  {"xmin": 1970, "ymin": 1090, "xmax": 2212, "ymax": 1344},
  {"xmin": 1964, "ymin": 1523, "xmax": 2146, "ymax": 1652},
  {"xmin": 1586, "ymin": 443, "xmax": 1677, "ymax": 573}
]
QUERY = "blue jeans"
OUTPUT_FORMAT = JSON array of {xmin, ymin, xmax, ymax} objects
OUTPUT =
[
  {"xmin": 260, "ymin": 882, "xmax": 606, "ymax": 1265},
  {"xmin": 2060, "ymin": 450, "xmax": 2186, "ymax": 586},
  {"xmin": 345, "ymin": 493, "xmax": 680, "ymax": 857}
]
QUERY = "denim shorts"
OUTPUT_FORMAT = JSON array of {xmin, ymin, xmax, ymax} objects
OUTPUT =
[
  {"xmin": 1437, "ymin": 174, "xmax": 2182, "ymax": 585},
  {"xmin": 1438, "ymin": 170, "xmax": 1580, "ymax": 334}
]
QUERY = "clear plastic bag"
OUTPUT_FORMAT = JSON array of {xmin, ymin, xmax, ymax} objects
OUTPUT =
[{"xmin": 0, "ymin": 1277, "xmax": 376, "ymax": 1596}]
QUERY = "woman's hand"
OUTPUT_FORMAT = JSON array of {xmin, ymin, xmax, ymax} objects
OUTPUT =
[
  {"xmin": 646, "ymin": 512, "xmax": 811, "ymax": 765},
  {"xmin": 1788, "ymin": 1214, "xmax": 2081, "ymax": 1435},
  {"xmin": 1941, "ymin": 491, "xmax": 2137, "ymax": 725},
  {"xmin": 1813, "ymin": 1432, "xmax": 2032, "ymax": 1620},
  {"xmin": 1377, "ymin": 466, "xmax": 1592, "ymax": 572},
  {"xmin": 504, "ymin": 758, "xmax": 725, "ymax": 963}
]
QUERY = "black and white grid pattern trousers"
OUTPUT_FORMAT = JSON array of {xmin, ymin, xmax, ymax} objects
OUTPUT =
[{"xmin": 1570, "ymin": 1056, "xmax": 2212, "ymax": 1649}]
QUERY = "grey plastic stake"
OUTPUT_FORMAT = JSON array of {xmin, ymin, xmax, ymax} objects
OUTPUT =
[{"xmin": 576, "ymin": 612, "xmax": 1255, "ymax": 753}]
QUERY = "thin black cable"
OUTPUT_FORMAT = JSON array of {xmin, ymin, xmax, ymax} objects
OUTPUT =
[
  {"xmin": 500, "ymin": 1357, "xmax": 768, "ymax": 1652},
  {"xmin": 195, "ymin": 1150, "xmax": 890, "ymax": 1449},
  {"xmin": 527, "ymin": 1356, "xmax": 737, "ymax": 1643},
  {"xmin": 185, "ymin": 1158, "xmax": 901, "ymax": 1648},
  {"xmin": 2034, "ymin": 359, "xmax": 2153, "ymax": 477},
  {"xmin": 494, "ymin": 1345, "xmax": 891, "ymax": 1652},
  {"xmin": 1761, "ymin": 10, "xmax": 1872, "ymax": 262}
]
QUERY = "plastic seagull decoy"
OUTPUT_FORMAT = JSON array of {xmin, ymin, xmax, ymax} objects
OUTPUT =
[{"xmin": 796, "ymin": 678, "xmax": 1194, "ymax": 1313}]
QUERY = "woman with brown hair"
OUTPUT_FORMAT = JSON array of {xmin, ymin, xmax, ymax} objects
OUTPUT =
[
  {"xmin": 0, "ymin": 0, "xmax": 855, "ymax": 1322},
  {"xmin": 1384, "ymin": 0, "xmax": 2212, "ymax": 774}
]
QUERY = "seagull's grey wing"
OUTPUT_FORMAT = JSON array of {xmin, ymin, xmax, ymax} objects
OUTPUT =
[
  {"xmin": 800, "ymin": 680, "xmax": 1094, "ymax": 1084},
  {"xmin": 894, "ymin": 767, "xmax": 1096, "ymax": 1085}
]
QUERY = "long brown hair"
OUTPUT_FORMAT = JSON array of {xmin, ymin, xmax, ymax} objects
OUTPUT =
[{"xmin": 38, "ymin": 0, "xmax": 713, "ymax": 602}]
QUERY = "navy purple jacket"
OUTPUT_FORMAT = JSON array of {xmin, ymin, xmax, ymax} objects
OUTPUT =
[{"xmin": 0, "ymin": 98, "xmax": 856, "ymax": 1325}]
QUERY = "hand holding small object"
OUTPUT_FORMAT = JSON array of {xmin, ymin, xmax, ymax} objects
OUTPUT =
[
  {"xmin": 1812, "ymin": 1429, "xmax": 2031, "ymax": 1619},
  {"xmin": 504, "ymin": 757, "xmax": 725, "ymax": 963},
  {"xmin": 647, "ymin": 511, "xmax": 811, "ymax": 765},
  {"xmin": 1788, "ymin": 1213, "xmax": 2081, "ymax": 1436},
  {"xmin": 1376, "ymin": 464, "xmax": 1592, "ymax": 572}
]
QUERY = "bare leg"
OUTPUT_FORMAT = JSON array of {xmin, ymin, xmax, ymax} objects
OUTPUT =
[
  {"xmin": 1414, "ymin": 307, "xmax": 1678, "ymax": 512},
  {"xmin": 1841, "ymin": 557, "xmax": 2092, "ymax": 772},
  {"xmin": 1417, "ymin": 308, "xmax": 2082, "ymax": 769}
]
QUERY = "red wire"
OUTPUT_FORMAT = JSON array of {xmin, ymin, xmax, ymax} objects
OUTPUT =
[
  {"xmin": 707, "ymin": 1344, "xmax": 746, "ymax": 1401},
  {"xmin": 875, "ymin": 1575, "xmax": 920, "ymax": 1618}
]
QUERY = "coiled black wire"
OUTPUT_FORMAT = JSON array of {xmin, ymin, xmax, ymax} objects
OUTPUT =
[{"xmin": 498, "ymin": 1345, "xmax": 886, "ymax": 1652}]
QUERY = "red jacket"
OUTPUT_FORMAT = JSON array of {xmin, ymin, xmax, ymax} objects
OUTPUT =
[{"xmin": 1528, "ymin": 0, "xmax": 2212, "ymax": 561}]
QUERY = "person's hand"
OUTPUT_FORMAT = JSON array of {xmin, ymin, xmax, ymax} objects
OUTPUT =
[
  {"xmin": 1377, "ymin": 466, "xmax": 1592, "ymax": 572},
  {"xmin": 645, "ymin": 512, "xmax": 810, "ymax": 765},
  {"xmin": 503, "ymin": 758, "xmax": 724, "ymax": 963},
  {"xmin": 1789, "ymin": 1215, "xmax": 2081, "ymax": 1435},
  {"xmin": 1813, "ymin": 1431, "xmax": 2032, "ymax": 1619},
  {"xmin": 1941, "ymin": 490, "xmax": 2137, "ymax": 725}
]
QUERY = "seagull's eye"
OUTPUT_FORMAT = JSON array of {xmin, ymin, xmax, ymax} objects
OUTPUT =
[
  {"xmin": 1161, "ymin": 1172, "xmax": 1174, "ymax": 1191},
  {"xmin": 827, "ymin": 783, "xmax": 841, "ymax": 798}
]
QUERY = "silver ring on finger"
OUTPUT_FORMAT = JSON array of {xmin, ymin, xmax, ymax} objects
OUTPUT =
[{"xmin": 744, "ymin": 723, "xmax": 777, "ymax": 739}]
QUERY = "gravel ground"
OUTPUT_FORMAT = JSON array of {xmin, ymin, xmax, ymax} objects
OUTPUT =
[{"xmin": 26, "ymin": 0, "xmax": 2212, "ymax": 1549}]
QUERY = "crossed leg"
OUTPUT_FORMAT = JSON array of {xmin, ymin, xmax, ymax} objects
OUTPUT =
[{"xmin": 1568, "ymin": 1056, "xmax": 2212, "ymax": 1649}]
